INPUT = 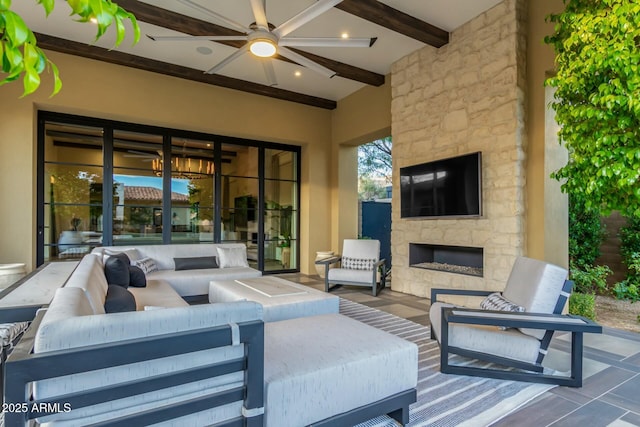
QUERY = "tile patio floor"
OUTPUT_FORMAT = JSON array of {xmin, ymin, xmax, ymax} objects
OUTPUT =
[{"xmin": 280, "ymin": 273, "xmax": 640, "ymax": 427}]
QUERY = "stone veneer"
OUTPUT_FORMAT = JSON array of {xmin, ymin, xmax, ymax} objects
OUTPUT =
[{"xmin": 391, "ymin": 0, "xmax": 528, "ymax": 298}]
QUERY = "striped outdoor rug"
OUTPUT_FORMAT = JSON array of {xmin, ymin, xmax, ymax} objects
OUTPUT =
[{"xmin": 339, "ymin": 299, "xmax": 554, "ymax": 427}]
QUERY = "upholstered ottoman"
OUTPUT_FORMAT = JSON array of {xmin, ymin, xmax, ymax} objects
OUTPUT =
[
  {"xmin": 209, "ymin": 277, "xmax": 339, "ymax": 322},
  {"xmin": 264, "ymin": 313, "xmax": 418, "ymax": 426}
]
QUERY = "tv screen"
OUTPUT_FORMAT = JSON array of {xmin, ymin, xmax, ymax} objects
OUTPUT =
[{"xmin": 400, "ymin": 152, "xmax": 482, "ymax": 218}]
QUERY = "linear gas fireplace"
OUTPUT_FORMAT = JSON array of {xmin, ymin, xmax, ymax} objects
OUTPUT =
[{"xmin": 409, "ymin": 243, "xmax": 483, "ymax": 277}]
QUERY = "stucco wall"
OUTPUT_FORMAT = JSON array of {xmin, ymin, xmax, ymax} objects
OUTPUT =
[{"xmin": 391, "ymin": 0, "xmax": 529, "ymax": 298}]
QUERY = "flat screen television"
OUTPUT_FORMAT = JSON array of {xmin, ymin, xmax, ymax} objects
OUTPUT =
[{"xmin": 400, "ymin": 152, "xmax": 482, "ymax": 218}]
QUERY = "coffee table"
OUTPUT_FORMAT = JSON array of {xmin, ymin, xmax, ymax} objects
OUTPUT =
[{"xmin": 209, "ymin": 276, "xmax": 339, "ymax": 322}]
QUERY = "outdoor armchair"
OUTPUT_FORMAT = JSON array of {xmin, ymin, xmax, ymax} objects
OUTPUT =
[
  {"xmin": 429, "ymin": 256, "xmax": 602, "ymax": 387},
  {"xmin": 316, "ymin": 239, "xmax": 386, "ymax": 296}
]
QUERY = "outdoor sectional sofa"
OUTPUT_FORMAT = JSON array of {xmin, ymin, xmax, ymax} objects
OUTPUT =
[
  {"xmin": 4, "ymin": 246, "xmax": 418, "ymax": 426},
  {"xmin": 91, "ymin": 243, "xmax": 263, "ymax": 298}
]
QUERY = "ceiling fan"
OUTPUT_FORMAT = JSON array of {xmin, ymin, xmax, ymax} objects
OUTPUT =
[{"xmin": 147, "ymin": 0, "xmax": 377, "ymax": 86}]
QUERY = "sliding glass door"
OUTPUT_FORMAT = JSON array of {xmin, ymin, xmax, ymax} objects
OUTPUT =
[{"xmin": 37, "ymin": 111, "xmax": 300, "ymax": 274}]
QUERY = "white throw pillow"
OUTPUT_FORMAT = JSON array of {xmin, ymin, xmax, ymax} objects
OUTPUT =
[
  {"xmin": 217, "ymin": 247, "xmax": 249, "ymax": 268},
  {"xmin": 132, "ymin": 257, "xmax": 158, "ymax": 274},
  {"xmin": 103, "ymin": 248, "xmax": 140, "ymax": 262}
]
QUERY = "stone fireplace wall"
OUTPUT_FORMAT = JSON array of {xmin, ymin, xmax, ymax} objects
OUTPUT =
[{"xmin": 391, "ymin": 0, "xmax": 527, "ymax": 298}]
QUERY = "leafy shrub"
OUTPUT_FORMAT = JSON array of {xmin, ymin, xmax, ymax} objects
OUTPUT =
[
  {"xmin": 569, "ymin": 293, "xmax": 597, "ymax": 321},
  {"xmin": 619, "ymin": 217, "xmax": 640, "ymax": 261},
  {"xmin": 614, "ymin": 281, "xmax": 639, "ymax": 302},
  {"xmin": 617, "ymin": 218, "xmax": 640, "ymax": 302},
  {"xmin": 570, "ymin": 264, "xmax": 611, "ymax": 295},
  {"xmin": 568, "ymin": 192, "xmax": 606, "ymax": 269}
]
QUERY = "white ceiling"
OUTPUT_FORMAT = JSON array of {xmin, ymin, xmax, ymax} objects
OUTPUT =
[{"xmin": 14, "ymin": 0, "xmax": 503, "ymax": 102}]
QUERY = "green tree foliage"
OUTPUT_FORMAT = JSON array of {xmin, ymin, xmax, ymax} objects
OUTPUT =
[
  {"xmin": 1, "ymin": 0, "xmax": 140, "ymax": 97},
  {"xmin": 358, "ymin": 137, "xmax": 391, "ymax": 201},
  {"xmin": 545, "ymin": 0, "xmax": 640, "ymax": 217},
  {"xmin": 568, "ymin": 192, "xmax": 606, "ymax": 268},
  {"xmin": 358, "ymin": 137, "xmax": 392, "ymax": 182}
]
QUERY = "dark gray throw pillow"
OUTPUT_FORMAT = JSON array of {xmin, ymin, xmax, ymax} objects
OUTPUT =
[
  {"xmin": 128, "ymin": 265, "xmax": 147, "ymax": 288},
  {"xmin": 174, "ymin": 256, "xmax": 218, "ymax": 271},
  {"xmin": 104, "ymin": 253, "xmax": 130, "ymax": 288},
  {"xmin": 104, "ymin": 285, "xmax": 136, "ymax": 313}
]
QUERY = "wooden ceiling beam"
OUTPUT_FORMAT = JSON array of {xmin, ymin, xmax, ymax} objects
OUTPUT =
[
  {"xmin": 116, "ymin": 0, "xmax": 384, "ymax": 86},
  {"xmin": 36, "ymin": 33, "xmax": 337, "ymax": 110},
  {"xmin": 335, "ymin": 0, "xmax": 449, "ymax": 48}
]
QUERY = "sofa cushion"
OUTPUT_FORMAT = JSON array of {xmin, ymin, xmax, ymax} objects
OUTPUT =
[
  {"xmin": 65, "ymin": 254, "xmax": 108, "ymax": 315},
  {"xmin": 148, "ymin": 267, "xmax": 262, "ymax": 297},
  {"xmin": 33, "ymin": 302, "xmax": 263, "ymax": 424},
  {"xmin": 217, "ymin": 247, "xmax": 249, "ymax": 268},
  {"xmin": 104, "ymin": 254, "xmax": 131, "ymax": 288},
  {"xmin": 174, "ymin": 256, "xmax": 218, "ymax": 271},
  {"xmin": 264, "ymin": 313, "xmax": 418, "ymax": 426},
  {"xmin": 41, "ymin": 287, "xmax": 94, "ymax": 326},
  {"xmin": 128, "ymin": 280, "xmax": 189, "ymax": 310},
  {"xmin": 128, "ymin": 266, "xmax": 147, "ymax": 288},
  {"xmin": 132, "ymin": 257, "xmax": 158, "ymax": 274},
  {"xmin": 104, "ymin": 285, "xmax": 137, "ymax": 313}
]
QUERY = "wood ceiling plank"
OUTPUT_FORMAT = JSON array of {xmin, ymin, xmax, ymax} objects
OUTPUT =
[
  {"xmin": 336, "ymin": 0, "xmax": 449, "ymax": 48},
  {"xmin": 36, "ymin": 33, "xmax": 337, "ymax": 110}
]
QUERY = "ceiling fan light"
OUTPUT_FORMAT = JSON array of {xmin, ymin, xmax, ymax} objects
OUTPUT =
[{"xmin": 250, "ymin": 39, "xmax": 277, "ymax": 57}]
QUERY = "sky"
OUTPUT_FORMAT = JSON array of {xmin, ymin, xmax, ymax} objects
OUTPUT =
[{"xmin": 114, "ymin": 174, "xmax": 190, "ymax": 194}]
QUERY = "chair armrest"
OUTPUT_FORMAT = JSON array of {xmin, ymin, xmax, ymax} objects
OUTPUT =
[
  {"xmin": 442, "ymin": 307, "xmax": 602, "ymax": 334},
  {"xmin": 430, "ymin": 288, "xmax": 496, "ymax": 303},
  {"xmin": 315, "ymin": 255, "xmax": 341, "ymax": 265}
]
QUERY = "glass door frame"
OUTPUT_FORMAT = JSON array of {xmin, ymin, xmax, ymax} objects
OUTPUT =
[{"xmin": 36, "ymin": 110, "xmax": 301, "ymax": 273}]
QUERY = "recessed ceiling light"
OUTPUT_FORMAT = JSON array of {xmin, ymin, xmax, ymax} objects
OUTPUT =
[
  {"xmin": 294, "ymin": 71, "xmax": 302, "ymax": 77},
  {"xmin": 341, "ymin": 32, "xmax": 349, "ymax": 39},
  {"xmin": 196, "ymin": 46, "xmax": 213, "ymax": 55}
]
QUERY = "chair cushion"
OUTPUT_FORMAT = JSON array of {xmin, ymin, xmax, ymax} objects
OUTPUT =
[
  {"xmin": 429, "ymin": 302, "xmax": 541, "ymax": 363},
  {"xmin": 502, "ymin": 257, "xmax": 568, "ymax": 339},
  {"xmin": 342, "ymin": 239, "xmax": 380, "ymax": 261},
  {"xmin": 327, "ymin": 267, "xmax": 375, "ymax": 284}
]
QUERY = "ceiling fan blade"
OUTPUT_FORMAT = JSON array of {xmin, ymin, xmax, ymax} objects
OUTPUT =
[
  {"xmin": 177, "ymin": 0, "xmax": 250, "ymax": 34},
  {"xmin": 261, "ymin": 59, "xmax": 278, "ymax": 87},
  {"xmin": 279, "ymin": 37, "xmax": 377, "ymax": 48},
  {"xmin": 249, "ymin": 0, "xmax": 269, "ymax": 30},
  {"xmin": 278, "ymin": 46, "xmax": 336, "ymax": 78},
  {"xmin": 274, "ymin": 0, "xmax": 344, "ymax": 39},
  {"xmin": 146, "ymin": 35, "xmax": 249, "ymax": 42},
  {"xmin": 205, "ymin": 47, "xmax": 249, "ymax": 74}
]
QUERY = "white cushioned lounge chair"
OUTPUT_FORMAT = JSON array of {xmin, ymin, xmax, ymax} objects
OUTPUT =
[
  {"xmin": 429, "ymin": 256, "xmax": 602, "ymax": 387},
  {"xmin": 316, "ymin": 239, "xmax": 386, "ymax": 296}
]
